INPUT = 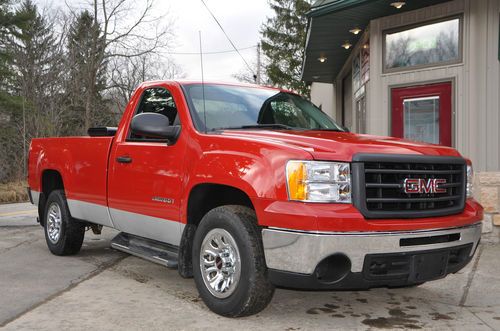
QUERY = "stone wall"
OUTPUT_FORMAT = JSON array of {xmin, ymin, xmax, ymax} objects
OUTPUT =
[{"xmin": 476, "ymin": 172, "xmax": 500, "ymax": 239}]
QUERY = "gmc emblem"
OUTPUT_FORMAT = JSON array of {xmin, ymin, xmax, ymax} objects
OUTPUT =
[{"xmin": 403, "ymin": 178, "xmax": 447, "ymax": 194}]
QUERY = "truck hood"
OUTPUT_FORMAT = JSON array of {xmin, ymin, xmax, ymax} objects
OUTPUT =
[{"xmin": 219, "ymin": 130, "xmax": 462, "ymax": 162}]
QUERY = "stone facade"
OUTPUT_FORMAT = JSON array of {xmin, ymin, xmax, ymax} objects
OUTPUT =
[
  {"xmin": 476, "ymin": 172, "xmax": 500, "ymax": 236},
  {"xmin": 494, "ymin": 214, "xmax": 500, "ymax": 226}
]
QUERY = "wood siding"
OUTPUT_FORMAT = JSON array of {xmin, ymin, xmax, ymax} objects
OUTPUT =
[{"xmin": 367, "ymin": 0, "xmax": 500, "ymax": 172}]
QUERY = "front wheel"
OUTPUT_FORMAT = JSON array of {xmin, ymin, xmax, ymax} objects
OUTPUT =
[{"xmin": 192, "ymin": 205, "xmax": 275, "ymax": 317}]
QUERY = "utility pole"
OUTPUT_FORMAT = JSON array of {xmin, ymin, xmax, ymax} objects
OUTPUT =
[{"xmin": 256, "ymin": 43, "xmax": 261, "ymax": 85}]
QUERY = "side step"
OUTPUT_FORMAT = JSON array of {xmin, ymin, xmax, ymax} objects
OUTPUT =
[{"xmin": 110, "ymin": 232, "xmax": 179, "ymax": 269}]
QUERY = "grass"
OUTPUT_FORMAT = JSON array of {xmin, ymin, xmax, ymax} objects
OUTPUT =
[{"xmin": 0, "ymin": 180, "xmax": 29, "ymax": 203}]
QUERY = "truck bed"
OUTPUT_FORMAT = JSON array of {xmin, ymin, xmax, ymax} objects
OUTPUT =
[{"xmin": 28, "ymin": 136, "xmax": 114, "ymax": 226}]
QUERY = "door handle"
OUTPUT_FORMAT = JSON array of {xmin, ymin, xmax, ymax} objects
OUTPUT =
[{"xmin": 116, "ymin": 156, "xmax": 132, "ymax": 164}]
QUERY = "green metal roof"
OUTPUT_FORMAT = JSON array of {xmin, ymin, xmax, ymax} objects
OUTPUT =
[
  {"xmin": 308, "ymin": 0, "xmax": 378, "ymax": 17},
  {"xmin": 302, "ymin": 0, "xmax": 453, "ymax": 83}
]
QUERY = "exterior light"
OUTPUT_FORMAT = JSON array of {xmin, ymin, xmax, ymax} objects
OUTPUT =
[
  {"xmin": 390, "ymin": 2, "xmax": 406, "ymax": 9},
  {"xmin": 318, "ymin": 56, "xmax": 327, "ymax": 63},
  {"xmin": 467, "ymin": 165, "xmax": 474, "ymax": 198},
  {"xmin": 363, "ymin": 43, "xmax": 369, "ymax": 49},
  {"xmin": 286, "ymin": 161, "xmax": 351, "ymax": 203},
  {"xmin": 341, "ymin": 41, "xmax": 352, "ymax": 50},
  {"xmin": 349, "ymin": 27, "xmax": 362, "ymax": 35}
]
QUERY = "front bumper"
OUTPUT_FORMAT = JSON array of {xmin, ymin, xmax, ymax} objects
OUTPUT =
[{"xmin": 262, "ymin": 222, "xmax": 482, "ymax": 289}]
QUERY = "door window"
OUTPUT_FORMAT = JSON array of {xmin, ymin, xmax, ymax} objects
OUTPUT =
[
  {"xmin": 403, "ymin": 96, "xmax": 440, "ymax": 144},
  {"xmin": 130, "ymin": 87, "xmax": 178, "ymax": 140}
]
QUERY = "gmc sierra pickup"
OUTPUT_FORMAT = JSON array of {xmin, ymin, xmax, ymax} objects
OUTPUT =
[{"xmin": 28, "ymin": 81, "xmax": 483, "ymax": 317}]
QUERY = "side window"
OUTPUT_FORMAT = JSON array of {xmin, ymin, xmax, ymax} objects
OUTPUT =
[
  {"xmin": 130, "ymin": 87, "xmax": 179, "ymax": 139},
  {"xmin": 270, "ymin": 100, "xmax": 310, "ymax": 128}
]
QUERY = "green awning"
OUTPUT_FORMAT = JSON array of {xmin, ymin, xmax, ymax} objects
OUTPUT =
[{"xmin": 302, "ymin": 0, "xmax": 452, "ymax": 83}]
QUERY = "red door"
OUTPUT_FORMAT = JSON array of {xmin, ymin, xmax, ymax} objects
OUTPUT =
[
  {"xmin": 391, "ymin": 82, "xmax": 452, "ymax": 146},
  {"xmin": 107, "ymin": 86, "xmax": 186, "ymax": 246}
]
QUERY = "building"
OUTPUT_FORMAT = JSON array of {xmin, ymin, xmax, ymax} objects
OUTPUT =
[{"xmin": 303, "ymin": 0, "xmax": 500, "ymax": 234}]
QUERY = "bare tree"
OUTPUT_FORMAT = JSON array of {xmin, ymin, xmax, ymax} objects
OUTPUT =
[
  {"xmin": 107, "ymin": 54, "xmax": 184, "ymax": 111},
  {"xmin": 0, "ymin": 0, "xmax": 181, "ymax": 183},
  {"xmin": 66, "ymin": 0, "xmax": 174, "ymax": 130},
  {"xmin": 233, "ymin": 59, "xmax": 269, "ymax": 85}
]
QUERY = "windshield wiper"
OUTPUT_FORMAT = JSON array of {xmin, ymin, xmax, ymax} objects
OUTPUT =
[
  {"xmin": 212, "ymin": 124, "xmax": 299, "ymax": 131},
  {"xmin": 241, "ymin": 124, "xmax": 298, "ymax": 130},
  {"xmin": 307, "ymin": 128, "xmax": 345, "ymax": 132}
]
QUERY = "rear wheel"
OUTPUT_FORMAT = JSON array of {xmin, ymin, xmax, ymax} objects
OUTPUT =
[
  {"xmin": 44, "ymin": 190, "xmax": 85, "ymax": 256},
  {"xmin": 192, "ymin": 205, "xmax": 274, "ymax": 317}
]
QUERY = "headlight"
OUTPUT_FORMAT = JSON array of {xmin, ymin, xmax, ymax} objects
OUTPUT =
[
  {"xmin": 466, "ymin": 164, "xmax": 474, "ymax": 198},
  {"xmin": 286, "ymin": 160, "xmax": 351, "ymax": 203}
]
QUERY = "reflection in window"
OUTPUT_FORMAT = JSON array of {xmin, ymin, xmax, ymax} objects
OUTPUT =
[
  {"xmin": 137, "ymin": 88, "xmax": 178, "ymax": 125},
  {"xmin": 130, "ymin": 88, "xmax": 178, "ymax": 140},
  {"xmin": 404, "ymin": 96, "xmax": 440, "ymax": 144},
  {"xmin": 385, "ymin": 18, "xmax": 460, "ymax": 70},
  {"xmin": 183, "ymin": 84, "xmax": 343, "ymax": 131}
]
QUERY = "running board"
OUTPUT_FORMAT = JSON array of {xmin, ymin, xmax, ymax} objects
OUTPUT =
[{"xmin": 110, "ymin": 232, "xmax": 178, "ymax": 269}]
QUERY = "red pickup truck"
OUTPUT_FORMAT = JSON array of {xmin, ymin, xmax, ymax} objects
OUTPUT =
[{"xmin": 27, "ymin": 81, "xmax": 483, "ymax": 317}]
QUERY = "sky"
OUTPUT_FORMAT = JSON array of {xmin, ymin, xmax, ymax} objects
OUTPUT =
[{"xmin": 34, "ymin": 0, "xmax": 273, "ymax": 82}]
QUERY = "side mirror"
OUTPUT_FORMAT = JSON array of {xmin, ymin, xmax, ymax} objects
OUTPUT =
[{"xmin": 130, "ymin": 113, "xmax": 180, "ymax": 141}]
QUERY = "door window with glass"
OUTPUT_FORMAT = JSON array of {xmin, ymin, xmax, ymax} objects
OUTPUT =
[
  {"xmin": 403, "ymin": 96, "xmax": 440, "ymax": 144},
  {"xmin": 129, "ymin": 87, "xmax": 178, "ymax": 140}
]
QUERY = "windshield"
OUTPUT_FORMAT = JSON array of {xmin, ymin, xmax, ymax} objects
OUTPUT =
[{"xmin": 181, "ymin": 84, "xmax": 344, "ymax": 132}]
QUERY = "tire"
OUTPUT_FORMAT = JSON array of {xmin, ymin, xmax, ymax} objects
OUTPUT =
[
  {"xmin": 44, "ymin": 190, "xmax": 85, "ymax": 256},
  {"xmin": 192, "ymin": 205, "xmax": 275, "ymax": 317}
]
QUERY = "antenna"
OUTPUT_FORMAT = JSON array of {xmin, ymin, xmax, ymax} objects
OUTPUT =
[
  {"xmin": 199, "ymin": 31, "xmax": 208, "ymax": 133},
  {"xmin": 256, "ymin": 42, "xmax": 261, "ymax": 85}
]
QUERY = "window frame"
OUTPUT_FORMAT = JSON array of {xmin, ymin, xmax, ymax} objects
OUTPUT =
[
  {"xmin": 126, "ymin": 86, "xmax": 180, "ymax": 144},
  {"xmin": 382, "ymin": 15, "xmax": 464, "ymax": 74}
]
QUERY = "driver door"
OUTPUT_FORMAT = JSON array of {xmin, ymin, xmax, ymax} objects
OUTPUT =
[{"xmin": 107, "ymin": 87, "xmax": 186, "ymax": 245}]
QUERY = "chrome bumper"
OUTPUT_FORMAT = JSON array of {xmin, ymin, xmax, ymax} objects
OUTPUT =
[{"xmin": 262, "ymin": 222, "xmax": 482, "ymax": 274}]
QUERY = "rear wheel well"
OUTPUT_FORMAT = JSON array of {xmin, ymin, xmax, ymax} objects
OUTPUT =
[
  {"xmin": 39, "ymin": 170, "xmax": 64, "ymax": 225},
  {"xmin": 178, "ymin": 184, "xmax": 255, "ymax": 278}
]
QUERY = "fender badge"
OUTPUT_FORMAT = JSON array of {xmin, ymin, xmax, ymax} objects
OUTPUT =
[{"xmin": 152, "ymin": 196, "xmax": 174, "ymax": 204}]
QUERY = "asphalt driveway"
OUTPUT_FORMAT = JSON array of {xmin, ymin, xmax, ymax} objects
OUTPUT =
[{"xmin": 1, "ymin": 203, "xmax": 499, "ymax": 330}]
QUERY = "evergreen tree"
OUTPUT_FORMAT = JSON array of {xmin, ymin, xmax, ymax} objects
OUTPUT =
[
  {"xmin": 0, "ymin": 0, "xmax": 32, "ymax": 99},
  {"xmin": 261, "ymin": 0, "xmax": 311, "ymax": 96},
  {"xmin": 0, "ymin": 0, "xmax": 34, "ymax": 182},
  {"xmin": 64, "ymin": 10, "xmax": 112, "ymax": 134},
  {"xmin": 0, "ymin": 0, "xmax": 17, "ymax": 87},
  {"xmin": 0, "ymin": 0, "xmax": 176, "ymax": 182},
  {"xmin": 9, "ymin": 0, "xmax": 64, "ymax": 137}
]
